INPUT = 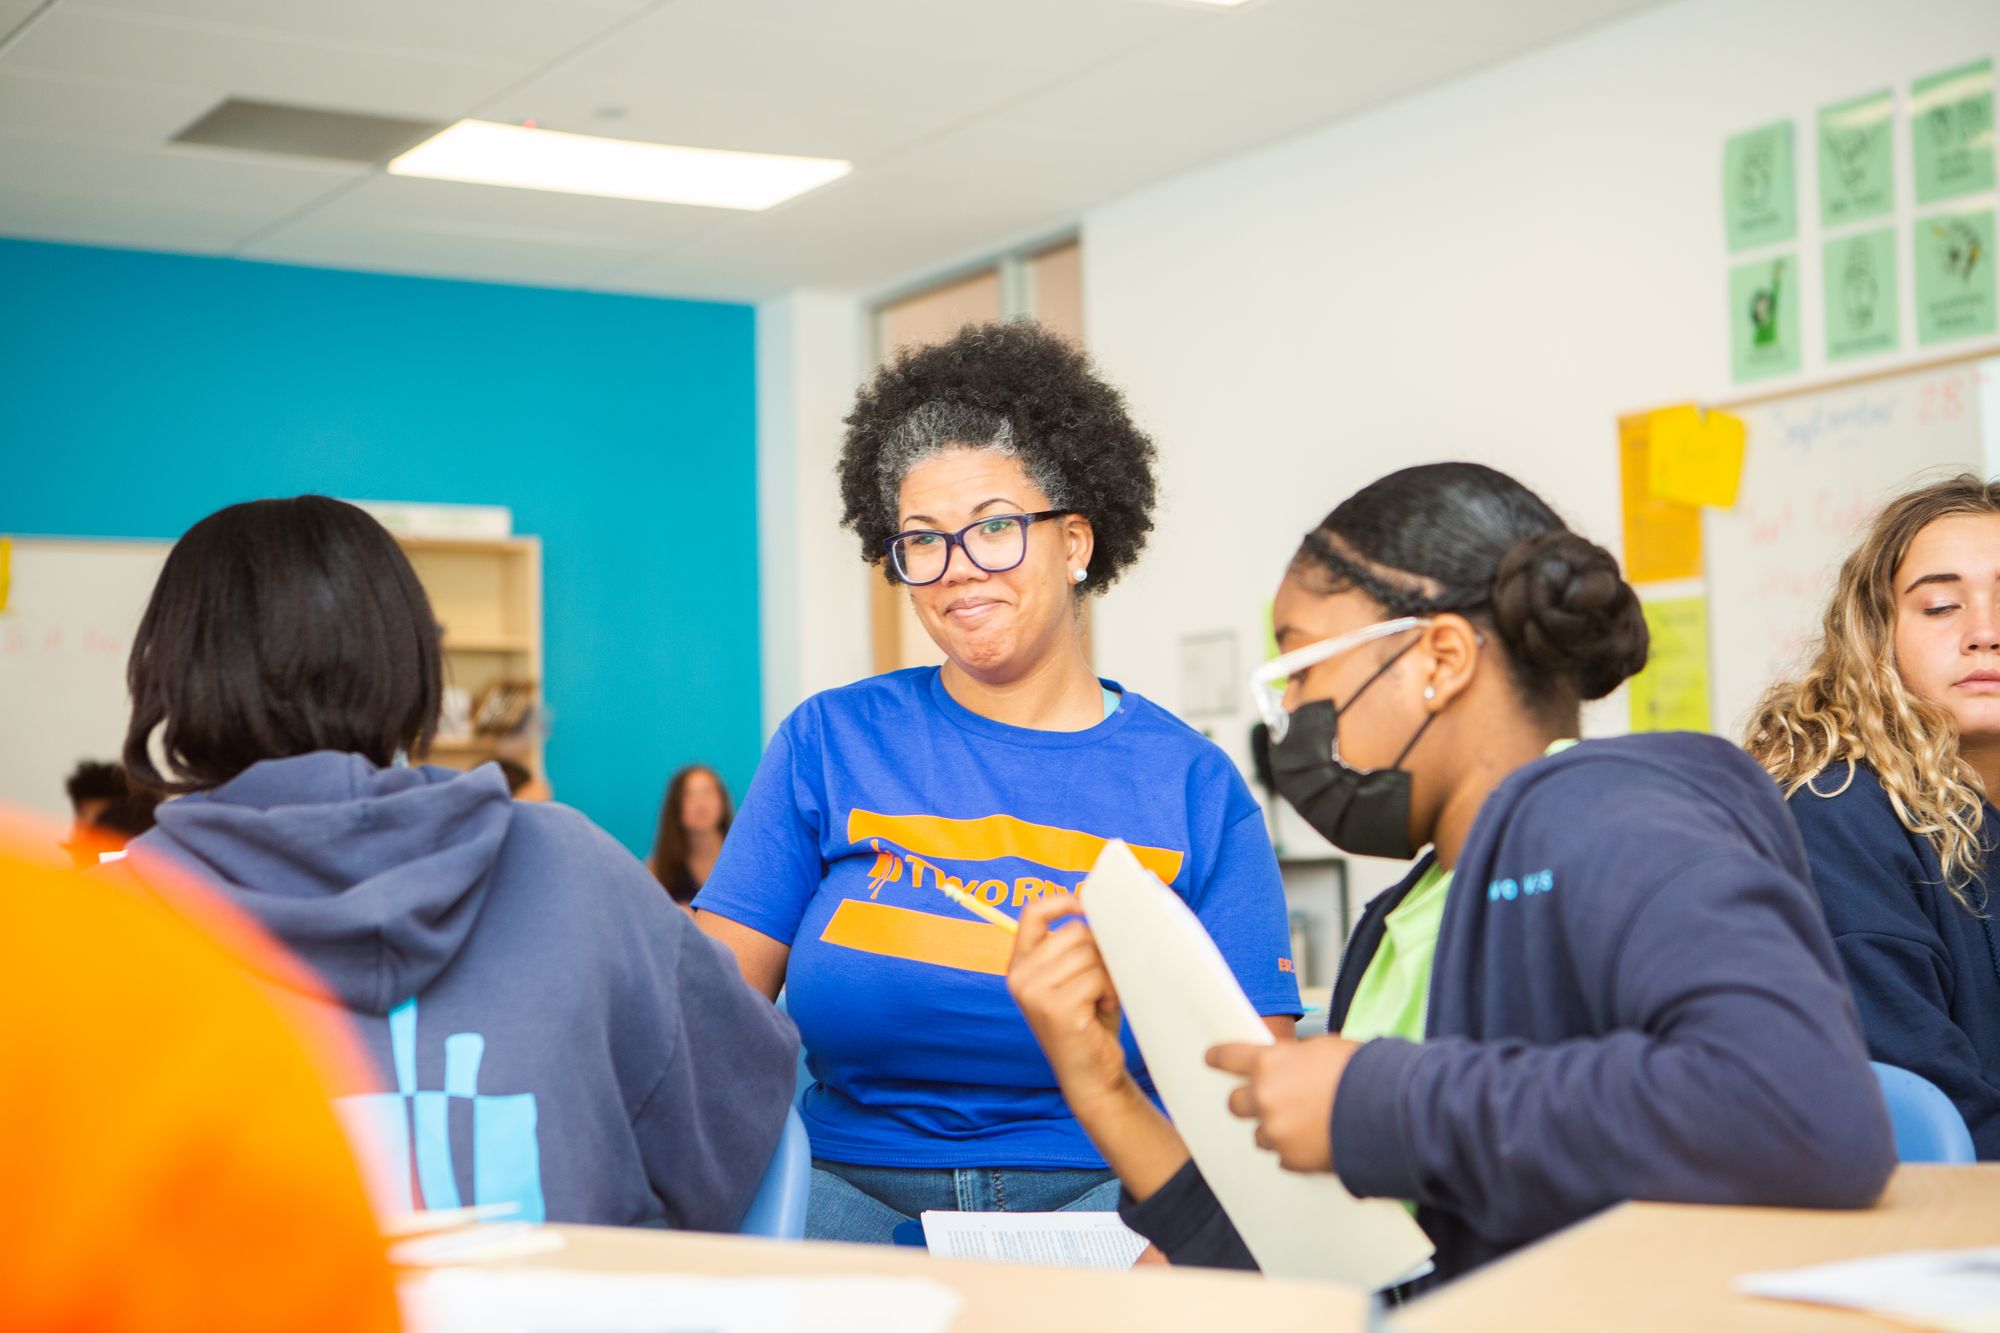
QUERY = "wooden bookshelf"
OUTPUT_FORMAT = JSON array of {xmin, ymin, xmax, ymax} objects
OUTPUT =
[
  {"xmin": 396, "ymin": 535, "xmax": 545, "ymax": 778},
  {"xmin": 441, "ymin": 633, "xmax": 537, "ymax": 654}
]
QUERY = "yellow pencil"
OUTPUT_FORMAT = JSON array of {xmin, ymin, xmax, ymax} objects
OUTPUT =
[{"xmin": 931, "ymin": 879, "xmax": 1019, "ymax": 934}]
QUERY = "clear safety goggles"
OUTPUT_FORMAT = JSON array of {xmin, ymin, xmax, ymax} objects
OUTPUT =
[{"xmin": 1248, "ymin": 616, "xmax": 1430, "ymax": 743}]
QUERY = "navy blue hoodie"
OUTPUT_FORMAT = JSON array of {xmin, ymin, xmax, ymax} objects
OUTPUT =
[
  {"xmin": 120, "ymin": 753, "xmax": 799, "ymax": 1230},
  {"xmin": 1122, "ymin": 734, "xmax": 1895, "ymax": 1282},
  {"xmin": 1785, "ymin": 763, "xmax": 2000, "ymax": 1158}
]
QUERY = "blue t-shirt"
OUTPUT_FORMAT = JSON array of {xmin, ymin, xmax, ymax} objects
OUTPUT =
[{"xmin": 694, "ymin": 667, "xmax": 1302, "ymax": 1169}]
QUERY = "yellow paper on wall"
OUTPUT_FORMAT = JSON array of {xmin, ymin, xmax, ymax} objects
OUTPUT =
[
  {"xmin": 0, "ymin": 537, "xmax": 10, "ymax": 614},
  {"xmin": 1647, "ymin": 405, "xmax": 1747, "ymax": 509},
  {"xmin": 1629, "ymin": 596, "xmax": 1712, "ymax": 733},
  {"xmin": 1619, "ymin": 415, "xmax": 1704, "ymax": 584}
]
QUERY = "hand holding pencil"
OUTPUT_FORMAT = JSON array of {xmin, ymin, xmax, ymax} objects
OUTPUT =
[{"xmin": 930, "ymin": 877, "xmax": 1019, "ymax": 933}]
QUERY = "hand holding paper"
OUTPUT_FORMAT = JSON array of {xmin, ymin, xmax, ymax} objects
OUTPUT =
[
  {"xmin": 1078, "ymin": 840, "xmax": 1432, "ymax": 1287},
  {"xmin": 1208, "ymin": 1035, "xmax": 1361, "ymax": 1174}
]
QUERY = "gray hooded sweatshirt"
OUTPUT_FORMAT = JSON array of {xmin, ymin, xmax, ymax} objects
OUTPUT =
[{"xmin": 123, "ymin": 751, "xmax": 798, "ymax": 1231}]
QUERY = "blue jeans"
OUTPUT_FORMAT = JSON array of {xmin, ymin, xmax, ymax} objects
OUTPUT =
[{"xmin": 807, "ymin": 1159, "xmax": 1121, "ymax": 1244}]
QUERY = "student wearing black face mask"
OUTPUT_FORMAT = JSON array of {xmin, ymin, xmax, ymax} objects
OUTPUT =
[{"xmin": 1007, "ymin": 462, "xmax": 1895, "ymax": 1285}]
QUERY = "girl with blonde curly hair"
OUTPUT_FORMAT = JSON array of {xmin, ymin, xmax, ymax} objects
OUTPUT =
[{"xmin": 1748, "ymin": 473, "xmax": 2000, "ymax": 1158}]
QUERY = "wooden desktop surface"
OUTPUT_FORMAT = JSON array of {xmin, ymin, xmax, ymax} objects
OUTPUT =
[
  {"xmin": 1391, "ymin": 1164, "xmax": 2000, "ymax": 1333},
  {"xmin": 473, "ymin": 1222, "xmax": 1367, "ymax": 1332}
]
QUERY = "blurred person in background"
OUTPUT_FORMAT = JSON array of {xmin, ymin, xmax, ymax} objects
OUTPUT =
[
  {"xmin": 497, "ymin": 758, "xmax": 553, "ymax": 803},
  {"xmin": 61, "ymin": 760, "xmax": 157, "ymax": 869},
  {"xmin": 650, "ymin": 764, "xmax": 733, "ymax": 905}
]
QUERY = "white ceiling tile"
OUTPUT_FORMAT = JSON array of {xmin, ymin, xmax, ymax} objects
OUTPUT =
[
  {"xmin": 3, "ymin": 6, "xmax": 523, "ymax": 120},
  {"xmin": 499, "ymin": 19, "xmax": 1027, "ymax": 143},
  {"xmin": 0, "ymin": 131, "xmax": 359, "ymax": 217},
  {"xmin": 644, "ymin": 0, "xmax": 1198, "ymax": 73},
  {"xmin": 0, "ymin": 0, "xmax": 44, "ymax": 33},
  {"xmin": 0, "ymin": 67, "xmax": 223, "ymax": 144},
  {"xmin": 608, "ymin": 163, "xmax": 1077, "ymax": 298},
  {"xmin": 0, "ymin": 184, "xmax": 266, "ymax": 253},
  {"xmin": 480, "ymin": 75, "xmax": 917, "ymax": 164},
  {"xmin": 0, "ymin": 0, "xmax": 1677, "ymax": 295},
  {"xmin": 1002, "ymin": 6, "xmax": 1485, "ymax": 147},
  {"xmin": 1341, "ymin": 0, "xmax": 1665, "ymax": 51},
  {"xmin": 589, "ymin": 259, "xmax": 784, "ymax": 304},
  {"xmin": 890, "ymin": 119, "xmax": 1213, "ymax": 195},
  {"xmin": 242, "ymin": 215, "xmax": 652, "ymax": 290},
  {"xmin": 298, "ymin": 172, "xmax": 726, "ymax": 250},
  {"xmin": 489, "ymin": 0, "xmax": 1199, "ymax": 163},
  {"xmin": 68, "ymin": 0, "xmax": 650, "ymax": 66}
]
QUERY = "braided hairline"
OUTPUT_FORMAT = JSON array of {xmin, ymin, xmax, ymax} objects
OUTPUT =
[{"xmin": 1297, "ymin": 530, "xmax": 1490, "ymax": 621}]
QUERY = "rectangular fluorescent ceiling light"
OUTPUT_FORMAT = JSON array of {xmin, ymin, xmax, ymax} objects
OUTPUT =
[{"xmin": 387, "ymin": 120, "xmax": 850, "ymax": 210}]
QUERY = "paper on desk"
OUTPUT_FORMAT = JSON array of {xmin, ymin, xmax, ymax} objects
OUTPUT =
[
  {"xmin": 390, "ymin": 1222, "xmax": 565, "ymax": 1267},
  {"xmin": 401, "ymin": 1268, "xmax": 961, "ymax": 1333},
  {"xmin": 920, "ymin": 1210, "xmax": 1147, "ymax": 1269},
  {"xmin": 384, "ymin": 1202, "xmax": 521, "ymax": 1238},
  {"xmin": 1080, "ymin": 840, "xmax": 1434, "ymax": 1288},
  {"xmin": 1738, "ymin": 1246, "xmax": 2000, "ymax": 1333}
]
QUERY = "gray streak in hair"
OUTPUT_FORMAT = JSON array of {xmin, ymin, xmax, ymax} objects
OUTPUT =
[{"xmin": 877, "ymin": 400, "xmax": 1072, "ymax": 522}]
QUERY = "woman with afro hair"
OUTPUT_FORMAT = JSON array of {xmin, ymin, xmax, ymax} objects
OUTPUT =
[{"xmin": 694, "ymin": 322, "xmax": 1302, "ymax": 1244}]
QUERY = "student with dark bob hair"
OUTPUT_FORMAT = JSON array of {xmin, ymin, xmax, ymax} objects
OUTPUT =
[
  {"xmin": 115, "ymin": 495, "xmax": 797, "ymax": 1230},
  {"xmin": 124, "ymin": 497, "xmax": 442, "ymax": 792},
  {"xmin": 1010, "ymin": 463, "xmax": 1894, "ymax": 1285},
  {"xmin": 695, "ymin": 322, "xmax": 1301, "ymax": 1243}
]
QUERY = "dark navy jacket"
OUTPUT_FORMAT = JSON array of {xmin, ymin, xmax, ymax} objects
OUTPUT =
[
  {"xmin": 1786, "ymin": 763, "xmax": 2000, "ymax": 1158},
  {"xmin": 1122, "ymin": 734, "xmax": 1895, "ymax": 1282}
]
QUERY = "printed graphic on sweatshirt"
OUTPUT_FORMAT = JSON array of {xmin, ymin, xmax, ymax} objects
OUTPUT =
[
  {"xmin": 818, "ymin": 809, "xmax": 1187, "ymax": 975},
  {"xmin": 335, "ymin": 997, "xmax": 546, "ymax": 1221},
  {"xmin": 1487, "ymin": 869, "xmax": 1556, "ymax": 903}
]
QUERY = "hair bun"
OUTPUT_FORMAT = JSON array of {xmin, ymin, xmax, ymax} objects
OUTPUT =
[{"xmin": 1491, "ymin": 530, "xmax": 1649, "ymax": 700}]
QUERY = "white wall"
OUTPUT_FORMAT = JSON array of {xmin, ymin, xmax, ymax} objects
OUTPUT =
[
  {"xmin": 756, "ymin": 291, "xmax": 872, "ymax": 734},
  {"xmin": 1075, "ymin": 0, "xmax": 2000, "ymax": 898},
  {"xmin": 758, "ymin": 0, "xmax": 1999, "ymax": 886}
]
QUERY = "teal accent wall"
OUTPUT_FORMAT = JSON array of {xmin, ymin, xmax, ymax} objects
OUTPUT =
[{"xmin": 0, "ymin": 238, "xmax": 759, "ymax": 855}]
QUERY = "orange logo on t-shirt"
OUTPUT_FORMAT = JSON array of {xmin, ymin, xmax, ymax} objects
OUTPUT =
[{"xmin": 820, "ymin": 810, "xmax": 1186, "ymax": 975}]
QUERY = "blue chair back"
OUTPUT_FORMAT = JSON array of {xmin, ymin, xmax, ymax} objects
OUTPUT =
[
  {"xmin": 1871, "ymin": 1061, "xmax": 1975, "ymax": 1163},
  {"xmin": 794, "ymin": 1043, "xmax": 813, "ymax": 1106},
  {"xmin": 774, "ymin": 990, "xmax": 813, "ymax": 1105},
  {"xmin": 737, "ymin": 1106, "xmax": 812, "ymax": 1239}
]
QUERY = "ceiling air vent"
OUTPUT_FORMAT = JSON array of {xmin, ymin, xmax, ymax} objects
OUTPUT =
[{"xmin": 171, "ymin": 98, "xmax": 444, "ymax": 165}]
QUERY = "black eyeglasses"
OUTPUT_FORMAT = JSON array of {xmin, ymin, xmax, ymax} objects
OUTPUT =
[{"xmin": 885, "ymin": 511, "xmax": 1071, "ymax": 586}]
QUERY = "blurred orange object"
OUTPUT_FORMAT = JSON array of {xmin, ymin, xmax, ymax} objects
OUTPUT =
[{"xmin": 0, "ymin": 814, "xmax": 400, "ymax": 1333}]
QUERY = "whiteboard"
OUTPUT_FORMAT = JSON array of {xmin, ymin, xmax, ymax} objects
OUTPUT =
[
  {"xmin": 0, "ymin": 537, "xmax": 170, "ymax": 819},
  {"xmin": 1703, "ymin": 354, "xmax": 2000, "ymax": 740}
]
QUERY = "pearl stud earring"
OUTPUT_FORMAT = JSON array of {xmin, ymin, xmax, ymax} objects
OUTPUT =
[{"xmin": 1072, "ymin": 568, "xmax": 1087, "ymax": 583}]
